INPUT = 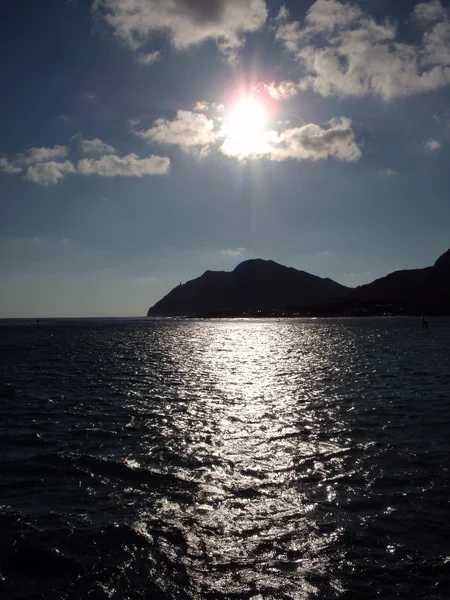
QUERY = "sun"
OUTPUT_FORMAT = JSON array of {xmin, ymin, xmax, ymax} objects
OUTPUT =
[
  {"xmin": 228, "ymin": 97, "xmax": 267, "ymax": 137},
  {"xmin": 221, "ymin": 97, "xmax": 268, "ymax": 157}
]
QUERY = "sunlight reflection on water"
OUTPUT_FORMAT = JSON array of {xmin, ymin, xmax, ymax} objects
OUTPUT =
[{"xmin": 139, "ymin": 320, "xmax": 359, "ymax": 598}]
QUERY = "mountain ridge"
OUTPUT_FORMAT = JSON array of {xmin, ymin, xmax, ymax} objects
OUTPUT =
[
  {"xmin": 148, "ymin": 258, "xmax": 350, "ymax": 317},
  {"xmin": 147, "ymin": 249, "xmax": 450, "ymax": 317}
]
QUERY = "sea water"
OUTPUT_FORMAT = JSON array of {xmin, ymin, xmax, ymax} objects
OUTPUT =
[{"xmin": 0, "ymin": 317, "xmax": 449, "ymax": 599}]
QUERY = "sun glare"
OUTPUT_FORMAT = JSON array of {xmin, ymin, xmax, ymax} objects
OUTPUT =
[
  {"xmin": 229, "ymin": 97, "xmax": 266, "ymax": 135},
  {"xmin": 222, "ymin": 97, "xmax": 268, "ymax": 157}
]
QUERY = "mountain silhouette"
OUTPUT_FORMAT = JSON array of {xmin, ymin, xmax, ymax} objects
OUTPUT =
[
  {"xmin": 147, "ymin": 259, "xmax": 350, "ymax": 316},
  {"xmin": 349, "ymin": 248, "xmax": 450, "ymax": 312},
  {"xmin": 147, "ymin": 249, "xmax": 450, "ymax": 317}
]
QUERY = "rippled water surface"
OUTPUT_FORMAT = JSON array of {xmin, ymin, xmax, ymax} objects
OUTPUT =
[{"xmin": 1, "ymin": 317, "xmax": 450, "ymax": 599}]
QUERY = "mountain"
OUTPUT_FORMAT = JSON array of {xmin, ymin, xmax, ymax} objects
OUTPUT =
[
  {"xmin": 147, "ymin": 249, "xmax": 450, "ymax": 317},
  {"xmin": 147, "ymin": 259, "xmax": 351, "ymax": 317},
  {"xmin": 349, "ymin": 248, "xmax": 450, "ymax": 313}
]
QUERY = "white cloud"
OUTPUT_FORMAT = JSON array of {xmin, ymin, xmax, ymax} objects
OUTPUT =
[
  {"xmin": 305, "ymin": 0, "xmax": 364, "ymax": 31},
  {"xmin": 274, "ymin": 5, "xmax": 289, "ymax": 24},
  {"xmin": 274, "ymin": 8, "xmax": 303, "ymax": 53},
  {"xmin": 194, "ymin": 101, "xmax": 210, "ymax": 112},
  {"xmin": 93, "ymin": 0, "xmax": 267, "ymax": 61},
  {"xmin": 77, "ymin": 153, "xmax": 170, "ymax": 177},
  {"xmin": 136, "ymin": 110, "xmax": 217, "ymax": 148},
  {"xmin": 136, "ymin": 50, "xmax": 161, "ymax": 65},
  {"xmin": 265, "ymin": 117, "xmax": 361, "ymax": 162},
  {"xmin": 424, "ymin": 138, "xmax": 441, "ymax": 151},
  {"xmin": 194, "ymin": 101, "xmax": 224, "ymax": 113},
  {"xmin": 0, "ymin": 157, "xmax": 22, "ymax": 174},
  {"xmin": 275, "ymin": 0, "xmax": 450, "ymax": 101},
  {"xmin": 77, "ymin": 136, "xmax": 117, "ymax": 155},
  {"xmin": 25, "ymin": 161, "xmax": 76, "ymax": 185},
  {"xmin": 20, "ymin": 152, "xmax": 170, "ymax": 185},
  {"xmin": 20, "ymin": 145, "xmax": 69, "ymax": 165},
  {"xmin": 220, "ymin": 116, "xmax": 361, "ymax": 162},
  {"xmin": 419, "ymin": 12, "xmax": 450, "ymax": 68},
  {"xmin": 379, "ymin": 168, "xmax": 397, "ymax": 177},
  {"xmin": 414, "ymin": 0, "xmax": 447, "ymax": 24},
  {"xmin": 256, "ymin": 80, "xmax": 299, "ymax": 100},
  {"xmin": 221, "ymin": 247, "xmax": 247, "ymax": 256}
]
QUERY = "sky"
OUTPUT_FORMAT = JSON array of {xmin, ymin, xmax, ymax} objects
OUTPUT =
[{"xmin": 1, "ymin": 0, "xmax": 450, "ymax": 317}]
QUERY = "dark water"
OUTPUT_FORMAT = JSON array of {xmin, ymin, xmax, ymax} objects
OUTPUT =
[{"xmin": 1, "ymin": 317, "xmax": 449, "ymax": 599}]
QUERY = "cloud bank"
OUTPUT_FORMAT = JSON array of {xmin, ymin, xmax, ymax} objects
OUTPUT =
[
  {"xmin": 265, "ymin": 118, "xmax": 361, "ymax": 162},
  {"xmin": 0, "ymin": 129, "xmax": 171, "ymax": 185},
  {"xmin": 77, "ymin": 154, "xmax": 170, "ymax": 177},
  {"xmin": 93, "ymin": 0, "xmax": 268, "ymax": 61},
  {"xmin": 132, "ymin": 103, "xmax": 361, "ymax": 163},
  {"xmin": 22, "ymin": 153, "xmax": 169, "ymax": 185},
  {"xmin": 136, "ymin": 110, "xmax": 217, "ymax": 149},
  {"xmin": 220, "ymin": 116, "xmax": 361, "ymax": 162},
  {"xmin": 275, "ymin": 0, "xmax": 450, "ymax": 101}
]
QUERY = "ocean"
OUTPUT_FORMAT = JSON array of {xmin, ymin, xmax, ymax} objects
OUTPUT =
[{"xmin": 0, "ymin": 317, "xmax": 449, "ymax": 599}]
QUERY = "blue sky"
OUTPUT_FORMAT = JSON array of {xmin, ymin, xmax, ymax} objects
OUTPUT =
[{"xmin": 1, "ymin": 0, "xmax": 450, "ymax": 317}]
